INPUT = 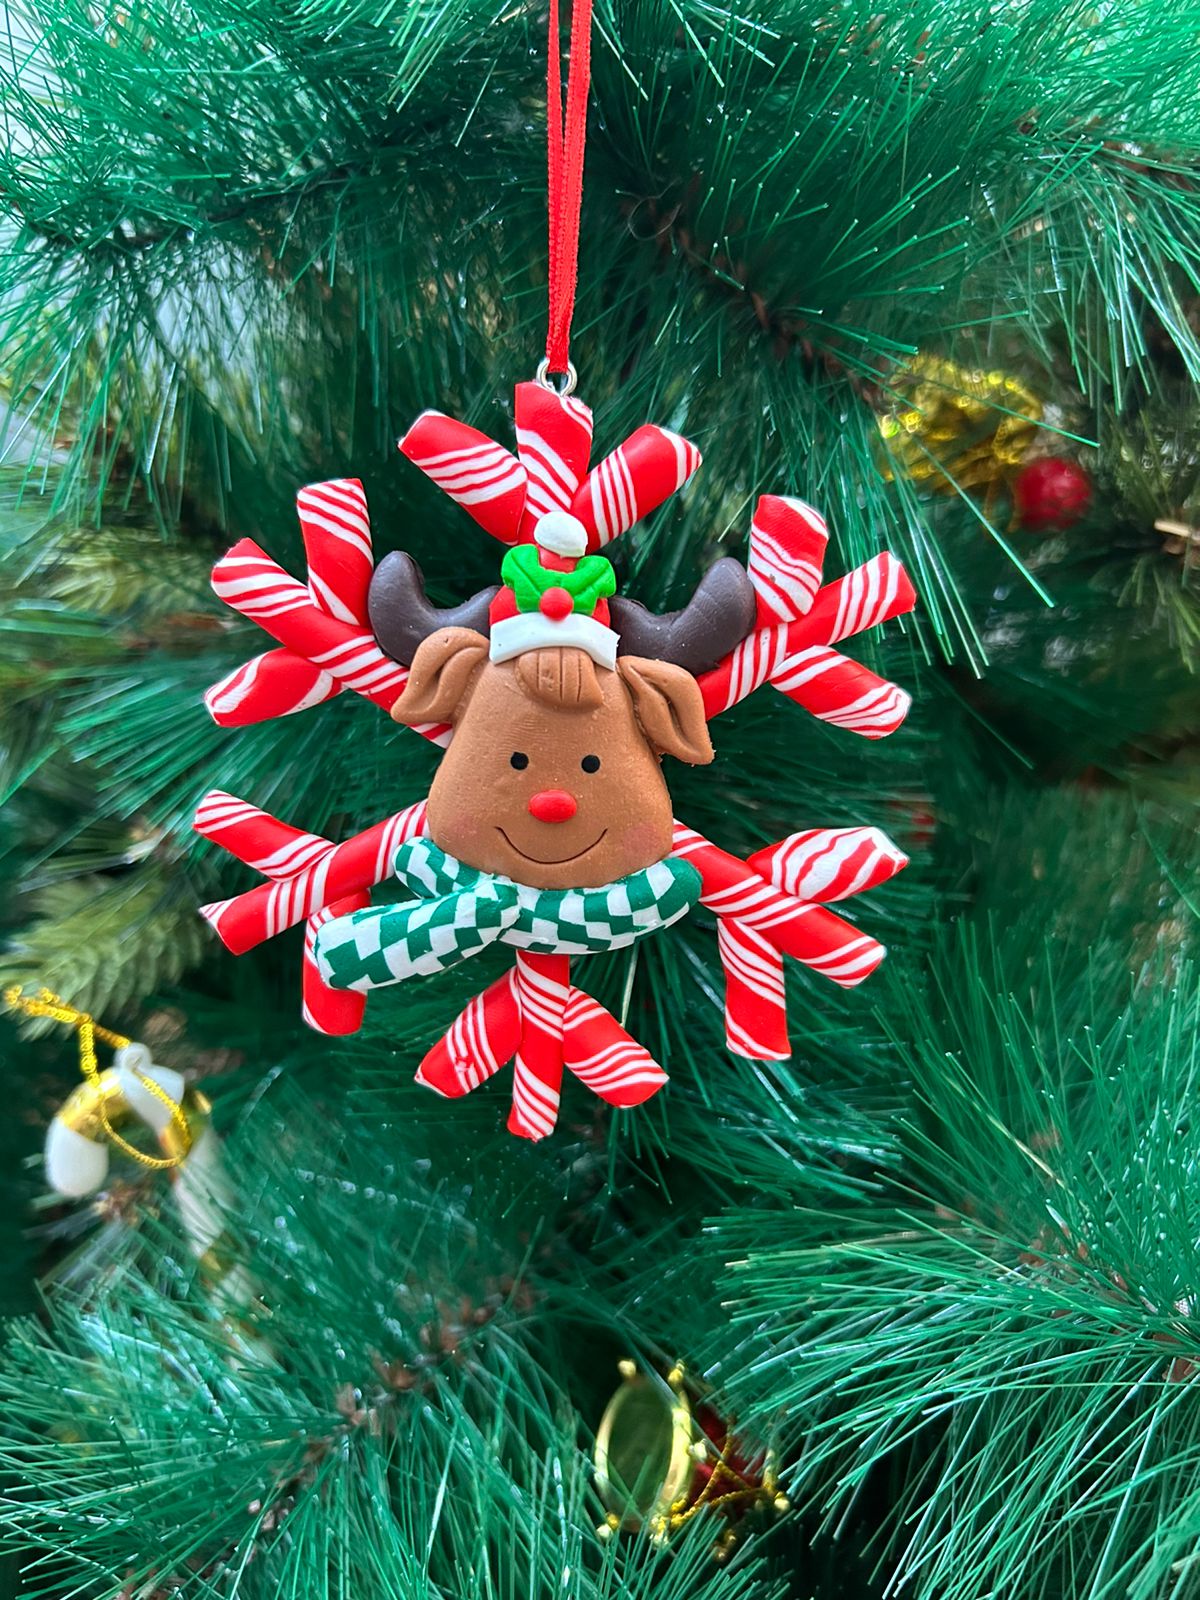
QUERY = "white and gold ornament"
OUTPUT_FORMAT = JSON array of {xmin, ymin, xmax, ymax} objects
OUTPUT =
[{"xmin": 8, "ymin": 988, "xmax": 242, "ymax": 1293}]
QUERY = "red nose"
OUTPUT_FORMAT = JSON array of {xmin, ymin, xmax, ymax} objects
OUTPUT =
[{"xmin": 527, "ymin": 789, "xmax": 577, "ymax": 823}]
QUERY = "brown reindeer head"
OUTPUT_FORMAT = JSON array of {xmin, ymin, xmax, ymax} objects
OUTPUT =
[
  {"xmin": 388, "ymin": 633, "xmax": 709, "ymax": 888},
  {"xmin": 372, "ymin": 514, "xmax": 756, "ymax": 890}
]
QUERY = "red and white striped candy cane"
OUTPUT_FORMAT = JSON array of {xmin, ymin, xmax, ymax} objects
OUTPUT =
[
  {"xmin": 207, "ymin": 545, "xmax": 449, "ymax": 743},
  {"xmin": 508, "ymin": 952, "xmax": 570, "ymax": 1141},
  {"xmin": 770, "ymin": 646, "xmax": 911, "ymax": 738},
  {"xmin": 204, "ymin": 647, "xmax": 342, "ymax": 727},
  {"xmin": 195, "ymin": 793, "xmax": 429, "ymax": 1036},
  {"xmin": 206, "ymin": 479, "xmax": 450, "ymax": 738},
  {"xmin": 748, "ymin": 826, "xmax": 908, "ymax": 903},
  {"xmin": 196, "ymin": 797, "xmax": 428, "ymax": 953},
  {"xmin": 399, "ymin": 411, "xmax": 529, "ymax": 544},
  {"xmin": 747, "ymin": 495, "xmax": 828, "ymax": 625},
  {"xmin": 716, "ymin": 826, "xmax": 907, "ymax": 1059},
  {"xmin": 697, "ymin": 551, "xmax": 916, "ymax": 731},
  {"xmin": 561, "ymin": 990, "xmax": 668, "ymax": 1106},
  {"xmin": 671, "ymin": 825, "xmax": 885, "ymax": 981},
  {"xmin": 806, "ymin": 550, "xmax": 915, "ymax": 645},
  {"xmin": 297, "ymin": 479, "xmax": 374, "ymax": 626},
  {"xmin": 399, "ymin": 386, "xmax": 703, "ymax": 554},
  {"xmin": 303, "ymin": 893, "xmax": 369, "ymax": 1035},
  {"xmin": 673, "ymin": 819, "xmax": 793, "ymax": 1059},
  {"xmin": 571, "ymin": 425, "xmax": 702, "ymax": 550},
  {"xmin": 514, "ymin": 381, "xmax": 594, "ymax": 534},
  {"xmin": 194, "ymin": 791, "xmax": 336, "ymax": 880},
  {"xmin": 416, "ymin": 961, "xmax": 668, "ymax": 1130},
  {"xmin": 210, "ymin": 541, "xmax": 411, "ymax": 712},
  {"xmin": 416, "ymin": 969, "xmax": 521, "ymax": 1099},
  {"xmin": 672, "ymin": 822, "xmax": 890, "ymax": 1059},
  {"xmin": 716, "ymin": 919, "xmax": 789, "ymax": 1060}
]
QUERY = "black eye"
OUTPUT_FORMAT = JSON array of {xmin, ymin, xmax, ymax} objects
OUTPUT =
[
  {"xmin": 510, "ymin": 752, "xmax": 529, "ymax": 770},
  {"xmin": 581, "ymin": 754, "xmax": 601, "ymax": 774}
]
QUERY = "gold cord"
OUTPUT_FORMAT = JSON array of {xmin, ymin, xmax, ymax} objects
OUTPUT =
[
  {"xmin": 666, "ymin": 1453, "xmax": 772, "ymax": 1531},
  {"xmin": 5, "ymin": 986, "xmax": 190, "ymax": 1169}
]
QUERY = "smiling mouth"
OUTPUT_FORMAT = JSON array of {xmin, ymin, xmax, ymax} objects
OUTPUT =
[{"xmin": 497, "ymin": 827, "xmax": 608, "ymax": 866}]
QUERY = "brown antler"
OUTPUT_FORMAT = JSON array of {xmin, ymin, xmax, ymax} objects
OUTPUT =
[
  {"xmin": 369, "ymin": 552, "xmax": 498, "ymax": 667},
  {"xmin": 609, "ymin": 558, "xmax": 757, "ymax": 677}
]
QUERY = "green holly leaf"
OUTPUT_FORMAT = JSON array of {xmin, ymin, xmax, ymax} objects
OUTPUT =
[
  {"xmin": 570, "ymin": 555, "xmax": 617, "ymax": 612},
  {"xmin": 500, "ymin": 545, "xmax": 547, "ymax": 612}
]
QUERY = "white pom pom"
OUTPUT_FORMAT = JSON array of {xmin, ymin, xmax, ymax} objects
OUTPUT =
[{"xmin": 534, "ymin": 510, "xmax": 588, "ymax": 558}]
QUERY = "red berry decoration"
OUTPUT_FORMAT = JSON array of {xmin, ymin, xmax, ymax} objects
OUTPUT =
[
  {"xmin": 1012, "ymin": 455, "xmax": 1092, "ymax": 530},
  {"xmin": 538, "ymin": 585, "xmax": 574, "ymax": 620}
]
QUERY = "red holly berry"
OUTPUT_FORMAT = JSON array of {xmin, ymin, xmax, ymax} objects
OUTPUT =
[
  {"xmin": 538, "ymin": 585, "xmax": 574, "ymax": 620},
  {"xmin": 1012, "ymin": 456, "xmax": 1092, "ymax": 530}
]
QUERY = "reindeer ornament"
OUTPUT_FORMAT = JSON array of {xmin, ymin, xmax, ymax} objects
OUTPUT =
[{"xmin": 196, "ymin": 383, "xmax": 916, "ymax": 1139}]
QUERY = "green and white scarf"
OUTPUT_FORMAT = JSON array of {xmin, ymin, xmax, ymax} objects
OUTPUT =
[{"xmin": 313, "ymin": 837, "xmax": 700, "ymax": 994}]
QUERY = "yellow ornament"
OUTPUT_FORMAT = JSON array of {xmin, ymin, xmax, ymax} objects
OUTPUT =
[
  {"xmin": 878, "ymin": 354, "xmax": 1043, "ymax": 495},
  {"xmin": 10, "ymin": 986, "xmax": 266, "ymax": 1341},
  {"xmin": 47, "ymin": 1068, "xmax": 209, "ymax": 1197},
  {"xmin": 5, "ymin": 986, "xmax": 193, "ymax": 1190},
  {"xmin": 593, "ymin": 1360, "xmax": 784, "ymax": 1557}
]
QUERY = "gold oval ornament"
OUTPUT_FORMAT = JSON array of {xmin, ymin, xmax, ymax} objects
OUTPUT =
[{"xmin": 593, "ymin": 1361, "xmax": 788, "ymax": 1555}]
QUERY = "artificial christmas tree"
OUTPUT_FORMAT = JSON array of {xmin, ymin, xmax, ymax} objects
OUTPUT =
[{"xmin": 1, "ymin": 1, "xmax": 1199, "ymax": 1597}]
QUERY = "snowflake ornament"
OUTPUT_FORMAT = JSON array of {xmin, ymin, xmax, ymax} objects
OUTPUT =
[{"xmin": 196, "ymin": 383, "xmax": 915, "ymax": 1139}]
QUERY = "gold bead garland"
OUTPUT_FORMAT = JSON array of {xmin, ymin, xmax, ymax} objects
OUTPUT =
[{"xmin": 878, "ymin": 354, "xmax": 1043, "ymax": 495}]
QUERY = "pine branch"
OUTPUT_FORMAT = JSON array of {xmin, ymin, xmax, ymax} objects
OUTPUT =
[
  {"xmin": 7, "ymin": 1, "xmax": 1200, "ymax": 645},
  {"xmin": 0, "ymin": 1082, "xmax": 787, "ymax": 1600},
  {"xmin": 0, "ymin": 868, "xmax": 211, "ymax": 1022},
  {"xmin": 711, "ymin": 885, "xmax": 1200, "ymax": 1599}
]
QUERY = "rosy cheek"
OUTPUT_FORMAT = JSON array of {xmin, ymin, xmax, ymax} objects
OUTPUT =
[
  {"xmin": 446, "ymin": 813, "xmax": 490, "ymax": 851},
  {"xmin": 620, "ymin": 819, "xmax": 667, "ymax": 861}
]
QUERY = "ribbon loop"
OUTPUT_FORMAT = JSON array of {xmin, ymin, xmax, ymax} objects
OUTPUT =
[{"xmin": 545, "ymin": 0, "xmax": 594, "ymax": 377}]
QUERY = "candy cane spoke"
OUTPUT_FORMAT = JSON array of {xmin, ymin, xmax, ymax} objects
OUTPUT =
[
  {"xmin": 505, "ymin": 953, "xmax": 569, "ymax": 1139},
  {"xmin": 770, "ymin": 646, "xmax": 913, "ymax": 738},
  {"xmin": 748, "ymin": 827, "xmax": 908, "ymax": 903},
  {"xmin": 417, "ymin": 970, "xmax": 521, "ymax": 1098},
  {"xmin": 562, "ymin": 990, "xmax": 668, "ymax": 1106},
  {"xmin": 399, "ymin": 412, "xmax": 528, "ymax": 543},
  {"xmin": 747, "ymin": 494, "xmax": 828, "ymax": 625},
  {"xmin": 571, "ymin": 425, "xmax": 702, "ymax": 549},
  {"xmin": 717, "ymin": 920, "xmax": 789, "ymax": 1060},
  {"xmin": 515, "ymin": 381, "xmax": 594, "ymax": 532},
  {"xmin": 303, "ymin": 895, "xmax": 369, "ymax": 1036},
  {"xmin": 672, "ymin": 818, "xmax": 900, "ymax": 1051}
]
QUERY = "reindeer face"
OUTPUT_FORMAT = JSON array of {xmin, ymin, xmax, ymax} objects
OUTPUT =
[
  {"xmin": 391, "ymin": 631, "xmax": 715, "ymax": 890},
  {"xmin": 428, "ymin": 659, "xmax": 675, "ymax": 887},
  {"xmin": 372, "ymin": 539, "xmax": 757, "ymax": 891}
]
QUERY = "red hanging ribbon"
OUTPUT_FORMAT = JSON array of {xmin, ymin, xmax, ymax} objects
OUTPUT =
[{"xmin": 545, "ymin": 0, "xmax": 593, "ymax": 377}]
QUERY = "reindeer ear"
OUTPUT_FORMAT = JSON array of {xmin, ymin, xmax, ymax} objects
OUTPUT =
[
  {"xmin": 391, "ymin": 628, "xmax": 490, "ymax": 726},
  {"xmin": 618, "ymin": 657, "xmax": 714, "ymax": 765}
]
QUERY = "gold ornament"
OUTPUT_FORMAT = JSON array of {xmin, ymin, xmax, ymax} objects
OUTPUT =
[
  {"xmin": 54, "ymin": 1071, "xmax": 210, "ymax": 1165},
  {"xmin": 878, "ymin": 354, "xmax": 1043, "ymax": 495},
  {"xmin": 593, "ymin": 1360, "xmax": 785, "ymax": 1556},
  {"xmin": 6, "ymin": 986, "xmax": 192, "ymax": 1174},
  {"xmin": 10, "ymin": 987, "xmax": 268, "ymax": 1350}
]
